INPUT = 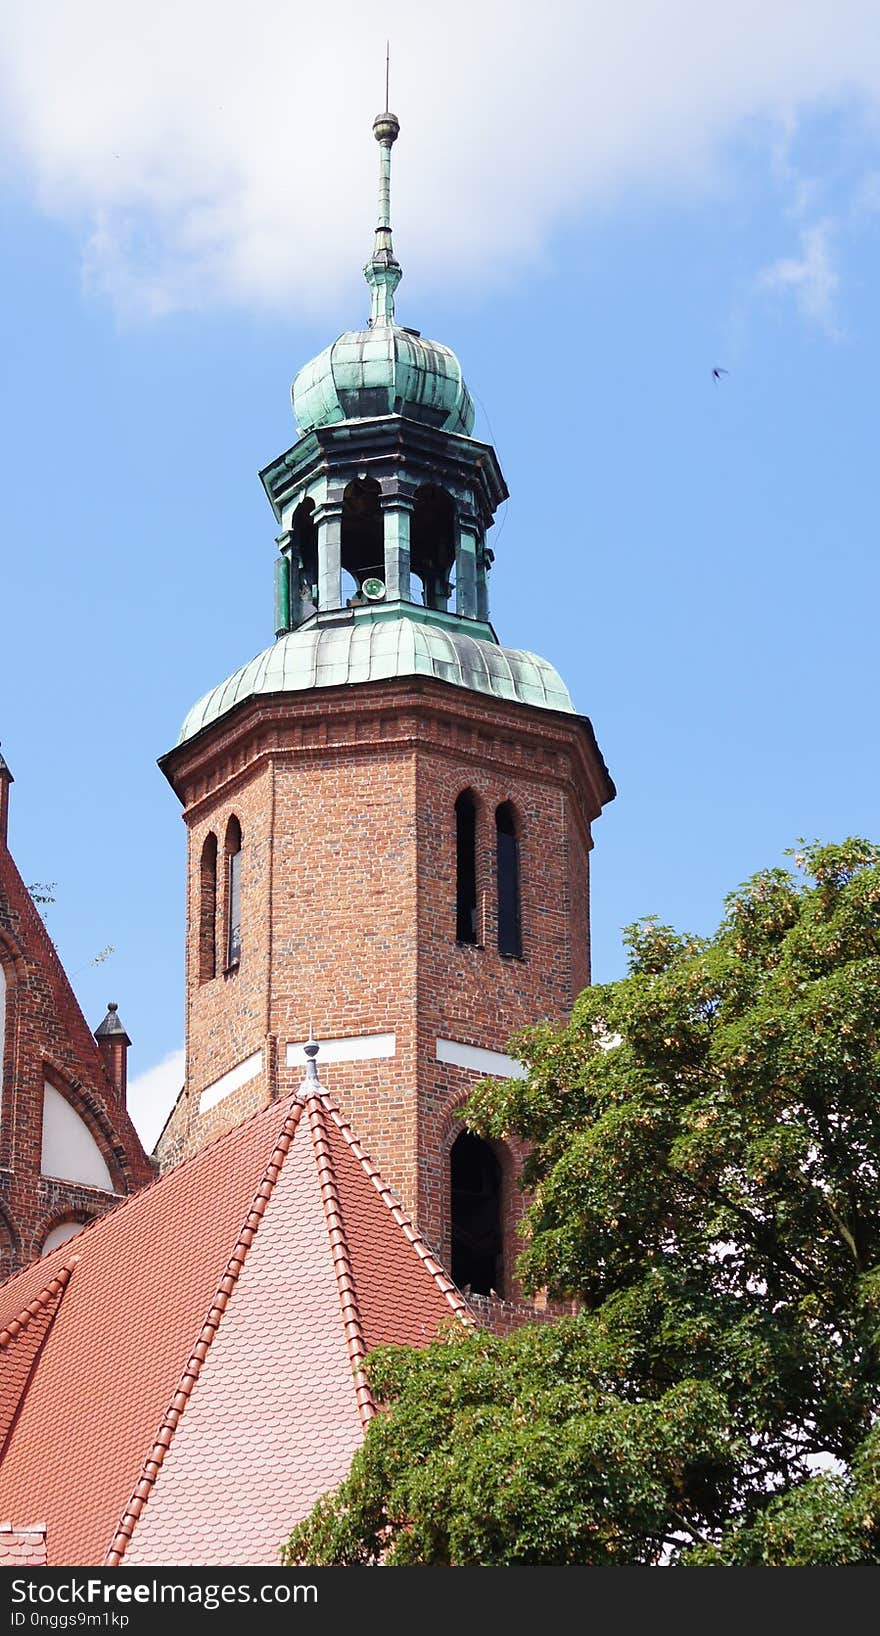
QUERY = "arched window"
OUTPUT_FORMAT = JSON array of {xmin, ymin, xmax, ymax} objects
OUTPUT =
[
  {"xmin": 496, "ymin": 802, "xmax": 522, "ymax": 958},
  {"xmin": 455, "ymin": 790, "xmax": 478, "ymax": 945},
  {"xmin": 199, "ymin": 832, "xmax": 218, "ymax": 983},
  {"xmin": 41, "ymin": 1218, "xmax": 86, "ymax": 1256},
  {"xmin": 450, "ymin": 1131, "xmax": 503, "ymax": 1296},
  {"xmin": 225, "ymin": 816, "xmax": 242, "ymax": 969},
  {"xmin": 410, "ymin": 484, "xmax": 455, "ymax": 611},
  {"xmin": 341, "ymin": 478, "xmax": 383, "ymax": 600}
]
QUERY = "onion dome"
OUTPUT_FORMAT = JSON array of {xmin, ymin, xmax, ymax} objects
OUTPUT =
[{"xmin": 291, "ymin": 111, "xmax": 475, "ymax": 438}]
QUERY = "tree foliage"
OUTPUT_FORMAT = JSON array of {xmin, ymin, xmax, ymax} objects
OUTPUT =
[{"xmin": 283, "ymin": 840, "xmax": 880, "ymax": 1565}]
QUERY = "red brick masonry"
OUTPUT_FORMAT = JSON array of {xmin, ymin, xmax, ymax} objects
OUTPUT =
[
  {"xmin": 0, "ymin": 838, "xmax": 154, "ymax": 1277},
  {"xmin": 159, "ymin": 674, "xmax": 612, "ymax": 1293}
]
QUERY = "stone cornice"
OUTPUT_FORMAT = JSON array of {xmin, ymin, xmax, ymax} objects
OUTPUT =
[{"xmin": 160, "ymin": 677, "xmax": 614, "ymax": 846}]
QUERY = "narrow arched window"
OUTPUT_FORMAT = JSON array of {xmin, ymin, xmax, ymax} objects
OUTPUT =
[
  {"xmin": 225, "ymin": 816, "xmax": 242, "ymax": 969},
  {"xmin": 199, "ymin": 833, "xmax": 218, "ymax": 983},
  {"xmin": 496, "ymin": 802, "xmax": 521, "ymax": 958},
  {"xmin": 455, "ymin": 790, "xmax": 478, "ymax": 945},
  {"xmin": 450, "ymin": 1131, "xmax": 503, "ymax": 1296}
]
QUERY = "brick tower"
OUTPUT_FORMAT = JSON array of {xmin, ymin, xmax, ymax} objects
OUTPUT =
[{"xmin": 157, "ymin": 110, "xmax": 614, "ymax": 1296}]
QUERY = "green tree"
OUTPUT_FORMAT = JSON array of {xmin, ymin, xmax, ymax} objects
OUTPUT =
[{"xmin": 283, "ymin": 840, "xmax": 880, "ymax": 1566}]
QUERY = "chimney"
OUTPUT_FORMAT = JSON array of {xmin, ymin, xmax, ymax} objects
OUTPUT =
[
  {"xmin": 0, "ymin": 748, "xmax": 13, "ymax": 850},
  {"xmin": 94, "ymin": 1002, "xmax": 131, "ymax": 1103}
]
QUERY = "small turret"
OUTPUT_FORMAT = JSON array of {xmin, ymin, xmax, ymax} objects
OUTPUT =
[{"xmin": 94, "ymin": 1002, "xmax": 131, "ymax": 1104}]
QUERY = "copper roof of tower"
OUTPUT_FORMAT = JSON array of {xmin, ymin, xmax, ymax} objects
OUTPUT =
[{"xmin": 177, "ymin": 610, "xmax": 575, "ymax": 747}]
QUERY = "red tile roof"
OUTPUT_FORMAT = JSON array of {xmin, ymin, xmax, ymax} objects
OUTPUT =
[
  {"xmin": 0, "ymin": 1265, "xmax": 74, "ymax": 1452},
  {"xmin": 0, "ymin": 1523, "xmax": 47, "ymax": 1567},
  {"xmin": 0, "ymin": 1081, "xmax": 471, "ymax": 1566}
]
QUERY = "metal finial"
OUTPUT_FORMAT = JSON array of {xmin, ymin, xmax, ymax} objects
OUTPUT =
[
  {"xmin": 366, "ymin": 67, "xmax": 402, "ymax": 328},
  {"xmin": 301, "ymin": 1026, "xmax": 320, "ymax": 1089}
]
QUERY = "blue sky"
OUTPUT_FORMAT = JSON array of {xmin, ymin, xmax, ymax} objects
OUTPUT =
[{"xmin": 2, "ymin": 3, "xmax": 879, "ymax": 1144}]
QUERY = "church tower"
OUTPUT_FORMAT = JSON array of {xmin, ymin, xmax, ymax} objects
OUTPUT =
[{"xmin": 158, "ymin": 110, "xmax": 614, "ymax": 1298}]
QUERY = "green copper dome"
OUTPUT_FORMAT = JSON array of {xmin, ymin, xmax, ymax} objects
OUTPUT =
[
  {"xmin": 291, "ymin": 109, "xmax": 474, "ymax": 439},
  {"xmin": 293, "ymin": 326, "xmax": 474, "ymax": 437},
  {"xmin": 177, "ymin": 613, "xmax": 574, "ymax": 746}
]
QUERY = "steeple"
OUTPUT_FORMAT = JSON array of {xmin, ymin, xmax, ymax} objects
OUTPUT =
[
  {"xmin": 259, "ymin": 107, "xmax": 509, "ymax": 652},
  {"xmin": 158, "ymin": 91, "xmax": 615, "ymax": 1313},
  {"xmin": 365, "ymin": 109, "xmax": 402, "ymax": 327},
  {"xmin": 290, "ymin": 112, "xmax": 475, "ymax": 443}
]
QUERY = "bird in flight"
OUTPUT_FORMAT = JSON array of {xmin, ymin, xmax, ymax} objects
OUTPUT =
[{"xmin": 712, "ymin": 367, "xmax": 729, "ymax": 382}]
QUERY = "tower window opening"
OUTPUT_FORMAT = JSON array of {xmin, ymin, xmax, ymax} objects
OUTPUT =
[
  {"xmin": 450, "ymin": 1131, "xmax": 503, "ymax": 1296},
  {"xmin": 225, "ymin": 816, "xmax": 242, "ymax": 969},
  {"xmin": 341, "ymin": 568, "xmax": 360, "ymax": 605},
  {"xmin": 496, "ymin": 802, "xmax": 522, "ymax": 958},
  {"xmin": 292, "ymin": 498, "xmax": 318, "ymax": 610},
  {"xmin": 341, "ymin": 477, "xmax": 383, "ymax": 598},
  {"xmin": 410, "ymin": 484, "xmax": 455, "ymax": 611},
  {"xmin": 199, "ymin": 832, "xmax": 218, "ymax": 983},
  {"xmin": 455, "ymin": 790, "xmax": 478, "ymax": 945}
]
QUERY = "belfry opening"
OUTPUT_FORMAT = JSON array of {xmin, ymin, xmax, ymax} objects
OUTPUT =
[
  {"xmin": 411, "ymin": 484, "xmax": 456, "ymax": 610},
  {"xmin": 341, "ymin": 478, "xmax": 383, "ymax": 600},
  {"xmin": 450, "ymin": 1130, "xmax": 503, "ymax": 1297}
]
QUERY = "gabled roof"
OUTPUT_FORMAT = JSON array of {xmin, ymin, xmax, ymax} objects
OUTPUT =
[
  {"xmin": 0, "ymin": 1082, "xmax": 470, "ymax": 1567},
  {"xmin": 0, "ymin": 847, "xmax": 115, "ymax": 1104},
  {"xmin": 0, "ymin": 844, "xmax": 153, "ymax": 1192}
]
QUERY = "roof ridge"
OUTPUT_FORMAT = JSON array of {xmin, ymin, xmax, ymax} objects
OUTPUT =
[
  {"xmin": 0, "ymin": 1264, "xmax": 77, "ymax": 1473},
  {"xmin": 303, "ymin": 1096, "xmax": 376, "ymax": 1430},
  {"xmin": 141, "ymin": 1088, "xmax": 300, "ymax": 1191},
  {"xmin": 103, "ymin": 1098, "xmax": 306, "ymax": 1567},
  {"xmin": 0, "ymin": 1093, "xmax": 302, "ymax": 1305},
  {"xmin": 0, "ymin": 1263, "xmax": 76, "ymax": 1348},
  {"xmin": 316, "ymin": 1091, "xmax": 474, "ymax": 1329}
]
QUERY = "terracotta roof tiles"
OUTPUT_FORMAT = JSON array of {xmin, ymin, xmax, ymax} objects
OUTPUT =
[
  {"xmin": 0, "ymin": 1523, "xmax": 47, "ymax": 1567},
  {"xmin": 0, "ymin": 1077, "xmax": 469, "ymax": 1566},
  {"xmin": 0, "ymin": 1265, "xmax": 75, "ymax": 1454}
]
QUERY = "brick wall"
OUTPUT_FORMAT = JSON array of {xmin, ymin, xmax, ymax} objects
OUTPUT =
[
  {"xmin": 0, "ymin": 839, "xmax": 155, "ymax": 1279},
  {"xmin": 158, "ymin": 674, "xmax": 612, "ymax": 1295}
]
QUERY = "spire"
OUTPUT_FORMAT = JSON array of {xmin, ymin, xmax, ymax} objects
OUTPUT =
[{"xmin": 365, "ymin": 86, "xmax": 402, "ymax": 327}]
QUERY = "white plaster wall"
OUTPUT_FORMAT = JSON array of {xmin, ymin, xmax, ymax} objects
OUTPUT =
[
  {"xmin": 199, "ymin": 1049, "xmax": 263, "ymax": 1114},
  {"xmin": 41, "ymin": 1220, "xmax": 85, "ymax": 1255},
  {"xmin": 435, "ymin": 1038, "xmax": 526, "ymax": 1079},
  {"xmin": 40, "ymin": 1083, "xmax": 114, "ymax": 1191},
  {"xmin": 285, "ymin": 1033, "xmax": 396, "ymax": 1068}
]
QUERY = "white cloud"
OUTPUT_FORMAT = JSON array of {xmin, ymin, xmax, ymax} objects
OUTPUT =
[
  {"xmin": 758, "ymin": 219, "xmax": 841, "ymax": 331},
  {"xmin": 1, "ymin": 2, "xmax": 880, "ymax": 319},
  {"xmin": 127, "ymin": 1046, "xmax": 184, "ymax": 1152}
]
